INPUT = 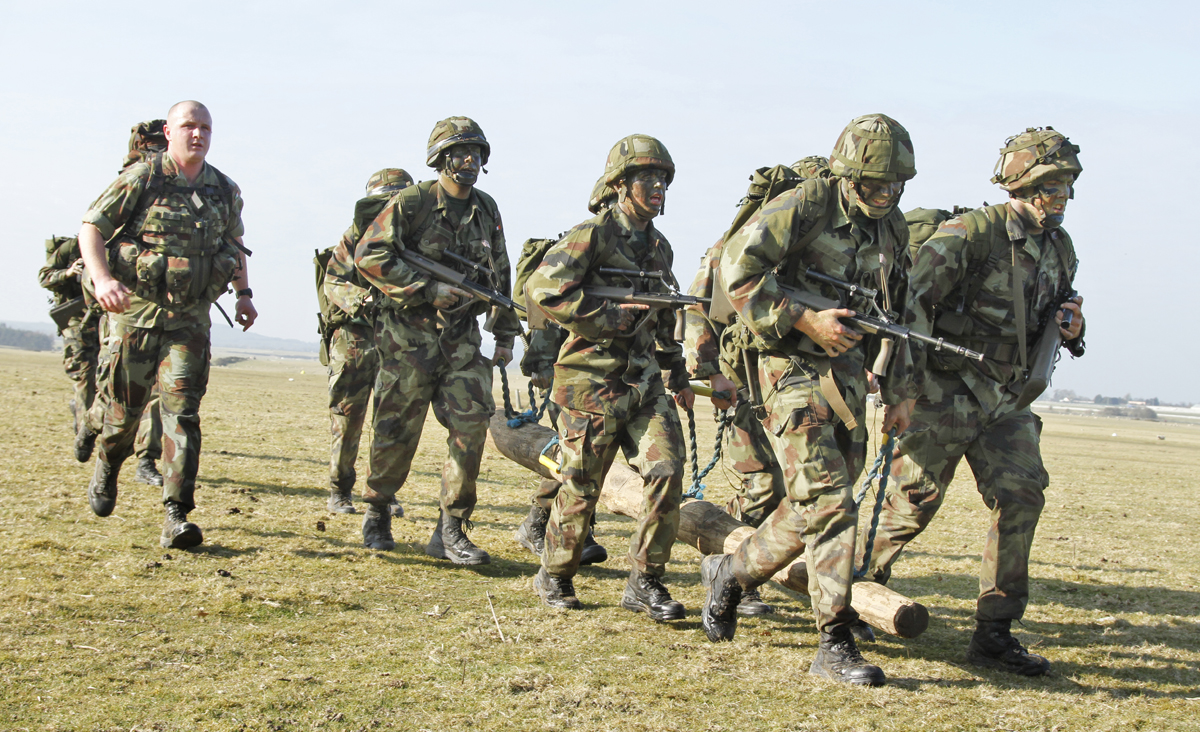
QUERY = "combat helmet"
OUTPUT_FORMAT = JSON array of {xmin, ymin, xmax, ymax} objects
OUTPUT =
[
  {"xmin": 829, "ymin": 114, "xmax": 916, "ymax": 183},
  {"xmin": 790, "ymin": 155, "xmax": 831, "ymax": 180},
  {"xmin": 602, "ymin": 134, "xmax": 675, "ymax": 187},
  {"xmin": 588, "ymin": 173, "xmax": 617, "ymax": 214},
  {"xmin": 991, "ymin": 126, "xmax": 1081, "ymax": 193},
  {"xmin": 121, "ymin": 119, "xmax": 168, "ymax": 171},
  {"xmin": 426, "ymin": 117, "xmax": 490, "ymax": 168},
  {"xmin": 365, "ymin": 168, "xmax": 414, "ymax": 197}
]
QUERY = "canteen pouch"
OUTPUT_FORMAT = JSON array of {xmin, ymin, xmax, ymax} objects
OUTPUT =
[
  {"xmin": 165, "ymin": 255, "xmax": 193, "ymax": 305},
  {"xmin": 203, "ymin": 243, "xmax": 240, "ymax": 303},
  {"xmin": 135, "ymin": 250, "xmax": 166, "ymax": 301}
]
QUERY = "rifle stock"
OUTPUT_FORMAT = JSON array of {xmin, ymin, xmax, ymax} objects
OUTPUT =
[
  {"xmin": 49, "ymin": 296, "xmax": 86, "ymax": 332},
  {"xmin": 398, "ymin": 249, "xmax": 524, "ymax": 315}
]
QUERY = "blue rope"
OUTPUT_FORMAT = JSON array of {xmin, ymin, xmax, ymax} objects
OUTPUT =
[
  {"xmin": 854, "ymin": 427, "xmax": 897, "ymax": 580},
  {"xmin": 497, "ymin": 360, "xmax": 553, "ymax": 429},
  {"xmin": 683, "ymin": 407, "xmax": 728, "ymax": 500}
]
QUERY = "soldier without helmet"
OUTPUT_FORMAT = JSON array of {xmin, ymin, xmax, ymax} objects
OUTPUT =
[
  {"xmin": 864, "ymin": 127, "xmax": 1086, "ymax": 676},
  {"xmin": 354, "ymin": 117, "xmax": 519, "ymax": 565},
  {"xmin": 76, "ymin": 101, "xmax": 256, "ymax": 549}
]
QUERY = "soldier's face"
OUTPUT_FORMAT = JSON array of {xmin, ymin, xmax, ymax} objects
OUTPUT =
[
  {"xmin": 857, "ymin": 179, "xmax": 904, "ymax": 211},
  {"xmin": 1029, "ymin": 175, "xmax": 1074, "ymax": 228},
  {"xmin": 623, "ymin": 168, "xmax": 668, "ymax": 220},
  {"xmin": 164, "ymin": 105, "xmax": 212, "ymax": 166},
  {"xmin": 444, "ymin": 144, "xmax": 482, "ymax": 186}
]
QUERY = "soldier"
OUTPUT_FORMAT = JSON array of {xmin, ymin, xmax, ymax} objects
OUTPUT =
[
  {"xmin": 864, "ymin": 127, "xmax": 1086, "ymax": 676},
  {"xmin": 321, "ymin": 168, "xmax": 414, "ymax": 515},
  {"xmin": 512, "ymin": 174, "xmax": 613, "ymax": 567},
  {"xmin": 699, "ymin": 115, "xmax": 921, "ymax": 687},
  {"xmin": 75, "ymin": 100, "xmax": 256, "ymax": 549},
  {"xmin": 354, "ymin": 117, "xmax": 519, "ymax": 565},
  {"xmin": 526, "ymin": 135, "xmax": 695, "ymax": 620}
]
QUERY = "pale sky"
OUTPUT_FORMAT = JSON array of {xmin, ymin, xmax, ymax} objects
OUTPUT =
[{"xmin": 3, "ymin": 1, "xmax": 1196, "ymax": 401}]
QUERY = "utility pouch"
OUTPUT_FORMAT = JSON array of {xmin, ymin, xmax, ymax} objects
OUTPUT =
[
  {"xmin": 135, "ymin": 251, "xmax": 166, "ymax": 301},
  {"xmin": 203, "ymin": 245, "xmax": 239, "ymax": 303},
  {"xmin": 934, "ymin": 309, "xmax": 970, "ymax": 336},
  {"xmin": 165, "ymin": 256, "xmax": 193, "ymax": 305}
]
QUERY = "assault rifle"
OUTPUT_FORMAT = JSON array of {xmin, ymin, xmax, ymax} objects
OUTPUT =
[
  {"xmin": 710, "ymin": 267, "xmax": 984, "ymax": 362},
  {"xmin": 398, "ymin": 249, "xmax": 525, "ymax": 324},
  {"xmin": 49, "ymin": 296, "xmax": 86, "ymax": 331},
  {"xmin": 1015, "ymin": 288, "xmax": 1077, "ymax": 410},
  {"xmin": 526, "ymin": 266, "xmax": 709, "ymax": 331}
]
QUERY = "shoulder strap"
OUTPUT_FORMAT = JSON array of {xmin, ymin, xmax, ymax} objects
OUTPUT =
[
  {"xmin": 952, "ymin": 206, "xmax": 1006, "ymax": 317},
  {"xmin": 400, "ymin": 182, "xmax": 439, "ymax": 248},
  {"xmin": 781, "ymin": 178, "xmax": 833, "ymax": 283}
]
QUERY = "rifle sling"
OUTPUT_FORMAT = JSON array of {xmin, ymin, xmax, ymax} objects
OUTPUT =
[{"xmin": 817, "ymin": 358, "xmax": 858, "ymax": 431}]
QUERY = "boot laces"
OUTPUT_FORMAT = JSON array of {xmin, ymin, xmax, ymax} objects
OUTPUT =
[{"xmin": 639, "ymin": 574, "xmax": 672, "ymax": 604}]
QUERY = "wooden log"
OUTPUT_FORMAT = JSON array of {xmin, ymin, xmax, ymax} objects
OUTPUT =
[{"xmin": 486, "ymin": 411, "xmax": 928, "ymax": 638}]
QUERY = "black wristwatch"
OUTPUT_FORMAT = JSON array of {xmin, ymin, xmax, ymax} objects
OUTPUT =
[{"xmin": 235, "ymin": 288, "xmax": 253, "ymax": 299}]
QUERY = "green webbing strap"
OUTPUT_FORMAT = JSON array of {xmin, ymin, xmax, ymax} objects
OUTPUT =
[{"xmin": 1012, "ymin": 241, "xmax": 1027, "ymax": 372}]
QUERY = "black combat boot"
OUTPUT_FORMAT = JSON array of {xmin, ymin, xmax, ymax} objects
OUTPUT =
[
  {"xmin": 135, "ymin": 457, "xmax": 164, "ymax": 487},
  {"xmin": 621, "ymin": 569, "xmax": 685, "ymax": 621},
  {"xmin": 810, "ymin": 627, "xmax": 887, "ymax": 686},
  {"xmin": 966, "ymin": 619, "xmax": 1051, "ymax": 676},
  {"xmin": 533, "ymin": 567, "xmax": 582, "ymax": 610},
  {"xmin": 327, "ymin": 487, "xmax": 355, "ymax": 514},
  {"xmin": 736, "ymin": 586, "xmax": 774, "ymax": 616},
  {"xmin": 850, "ymin": 618, "xmax": 876, "ymax": 642},
  {"xmin": 87, "ymin": 460, "xmax": 120, "ymax": 517},
  {"xmin": 699, "ymin": 554, "xmax": 742, "ymax": 641},
  {"xmin": 74, "ymin": 422, "xmax": 97, "ymax": 463},
  {"xmin": 426, "ymin": 512, "xmax": 490, "ymax": 565},
  {"xmin": 387, "ymin": 497, "xmax": 404, "ymax": 517},
  {"xmin": 361, "ymin": 503, "xmax": 395, "ymax": 550},
  {"xmin": 579, "ymin": 516, "xmax": 608, "ymax": 565},
  {"xmin": 514, "ymin": 504, "xmax": 549, "ymax": 557},
  {"xmin": 160, "ymin": 501, "xmax": 203, "ymax": 549}
]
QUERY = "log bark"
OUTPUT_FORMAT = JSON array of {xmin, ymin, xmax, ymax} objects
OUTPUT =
[{"xmin": 486, "ymin": 411, "xmax": 928, "ymax": 638}]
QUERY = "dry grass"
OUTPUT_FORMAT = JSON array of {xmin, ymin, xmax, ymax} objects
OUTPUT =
[{"xmin": 1, "ymin": 347, "xmax": 1197, "ymax": 731}]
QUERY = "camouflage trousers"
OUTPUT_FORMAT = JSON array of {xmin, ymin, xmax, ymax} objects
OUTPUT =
[
  {"xmin": 529, "ymin": 401, "xmax": 562, "ymax": 511},
  {"xmin": 70, "ymin": 311, "xmax": 161, "ymax": 459},
  {"xmin": 544, "ymin": 378, "xmax": 684, "ymax": 579},
  {"xmin": 362, "ymin": 311, "xmax": 494, "ymax": 518},
  {"xmin": 730, "ymin": 354, "xmax": 867, "ymax": 633},
  {"xmin": 327, "ymin": 322, "xmax": 377, "ymax": 493},
  {"xmin": 88, "ymin": 318, "xmax": 210, "ymax": 509},
  {"xmin": 866, "ymin": 371, "xmax": 1049, "ymax": 622},
  {"xmin": 721, "ymin": 389, "xmax": 786, "ymax": 527}
]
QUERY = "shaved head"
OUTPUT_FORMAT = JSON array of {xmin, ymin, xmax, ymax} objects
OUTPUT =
[{"xmin": 167, "ymin": 100, "xmax": 209, "ymax": 123}]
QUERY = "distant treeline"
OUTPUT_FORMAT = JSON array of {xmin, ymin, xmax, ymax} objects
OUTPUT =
[
  {"xmin": 0, "ymin": 324, "xmax": 54, "ymax": 352},
  {"xmin": 1051, "ymin": 389, "xmax": 1189, "ymax": 409}
]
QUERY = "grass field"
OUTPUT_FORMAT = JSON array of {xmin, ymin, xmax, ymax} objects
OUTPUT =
[{"xmin": 1, "ymin": 347, "xmax": 1197, "ymax": 731}]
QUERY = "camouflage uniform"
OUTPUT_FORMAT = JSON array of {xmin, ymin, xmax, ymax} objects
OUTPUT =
[
  {"xmin": 716, "ymin": 120, "xmax": 919, "ymax": 637},
  {"xmin": 321, "ymin": 169, "xmax": 414, "ymax": 505},
  {"xmin": 868, "ymin": 203, "xmax": 1084, "ymax": 622},
  {"xmin": 39, "ymin": 236, "xmax": 105, "ymax": 429},
  {"xmin": 354, "ymin": 179, "xmax": 519, "ymax": 518},
  {"xmin": 81, "ymin": 151, "xmax": 244, "ymax": 511},
  {"xmin": 526, "ymin": 204, "xmax": 689, "ymax": 580},
  {"xmin": 683, "ymin": 238, "xmax": 785, "ymax": 526}
]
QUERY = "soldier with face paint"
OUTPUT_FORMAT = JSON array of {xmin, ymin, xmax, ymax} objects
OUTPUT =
[
  {"xmin": 864, "ymin": 128, "xmax": 1086, "ymax": 677},
  {"xmin": 699, "ymin": 115, "xmax": 922, "ymax": 687},
  {"xmin": 354, "ymin": 117, "xmax": 519, "ymax": 566},
  {"xmin": 525, "ymin": 135, "xmax": 695, "ymax": 621}
]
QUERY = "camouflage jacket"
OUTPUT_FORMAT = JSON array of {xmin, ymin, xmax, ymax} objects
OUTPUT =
[
  {"xmin": 325, "ymin": 193, "xmax": 393, "ymax": 327},
  {"xmin": 719, "ymin": 178, "xmax": 919, "ymax": 405},
  {"xmin": 682, "ymin": 236, "xmax": 726, "ymax": 381},
  {"xmin": 355, "ymin": 179, "xmax": 520, "ymax": 365},
  {"xmin": 526, "ymin": 206, "xmax": 689, "ymax": 413},
  {"xmin": 38, "ymin": 236, "xmax": 85, "ymax": 304},
  {"xmin": 521, "ymin": 324, "xmax": 568, "ymax": 382},
  {"xmin": 912, "ymin": 202, "xmax": 1081, "ymax": 411},
  {"xmin": 81, "ymin": 154, "xmax": 245, "ymax": 330}
]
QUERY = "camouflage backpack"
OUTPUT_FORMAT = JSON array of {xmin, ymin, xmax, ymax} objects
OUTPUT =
[
  {"xmin": 904, "ymin": 206, "xmax": 972, "ymax": 265},
  {"xmin": 122, "ymin": 119, "xmax": 168, "ymax": 171}
]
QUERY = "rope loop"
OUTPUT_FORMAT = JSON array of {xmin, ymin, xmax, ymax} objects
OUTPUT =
[
  {"xmin": 683, "ymin": 407, "xmax": 728, "ymax": 501},
  {"xmin": 497, "ymin": 359, "xmax": 553, "ymax": 429},
  {"xmin": 854, "ymin": 427, "xmax": 897, "ymax": 579}
]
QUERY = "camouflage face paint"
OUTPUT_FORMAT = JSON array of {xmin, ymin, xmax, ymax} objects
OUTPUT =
[
  {"xmin": 444, "ymin": 144, "xmax": 482, "ymax": 186},
  {"xmin": 857, "ymin": 180, "xmax": 904, "ymax": 209},
  {"xmin": 622, "ymin": 168, "xmax": 667, "ymax": 220},
  {"xmin": 1028, "ymin": 175, "xmax": 1073, "ymax": 228}
]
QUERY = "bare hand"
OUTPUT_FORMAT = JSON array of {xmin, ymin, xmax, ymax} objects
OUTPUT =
[
  {"xmin": 615, "ymin": 303, "xmax": 650, "ymax": 331},
  {"xmin": 1056, "ymin": 295, "xmax": 1084, "ymax": 340},
  {"xmin": 493, "ymin": 346, "xmax": 514, "ymax": 367},
  {"xmin": 68, "ymin": 259, "xmax": 86, "ymax": 279},
  {"xmin": 797, "ymin": 307, "xmax": 862, "ymax": 358},
  {"xmin": 866, "ymin": 372, "xmax": 880, "ymax": 395},
  {"xmin": 432, "ymin": 282, "xmax": 472, "ymax": 310},
  {"xmin": 94, "ymin": 276, "xmax": 131, "ymax": 313},
  {"xmin": 709, "ymin": 373, "xmax": 738, "ymax": 410},
  {"xmin": 235, "ymin": 296, "xmax": 257, "ymax": 331},
  {"xmin": 674, "ymin": 387, "xmax": 696, "ymax": 411},
  {"xmin": 531, "ymin": 371, "xmax": 552, "ymax": 389},
  {"xmin": 882, "ymin": 399, "xmax": 915, "ymax": 435}
]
